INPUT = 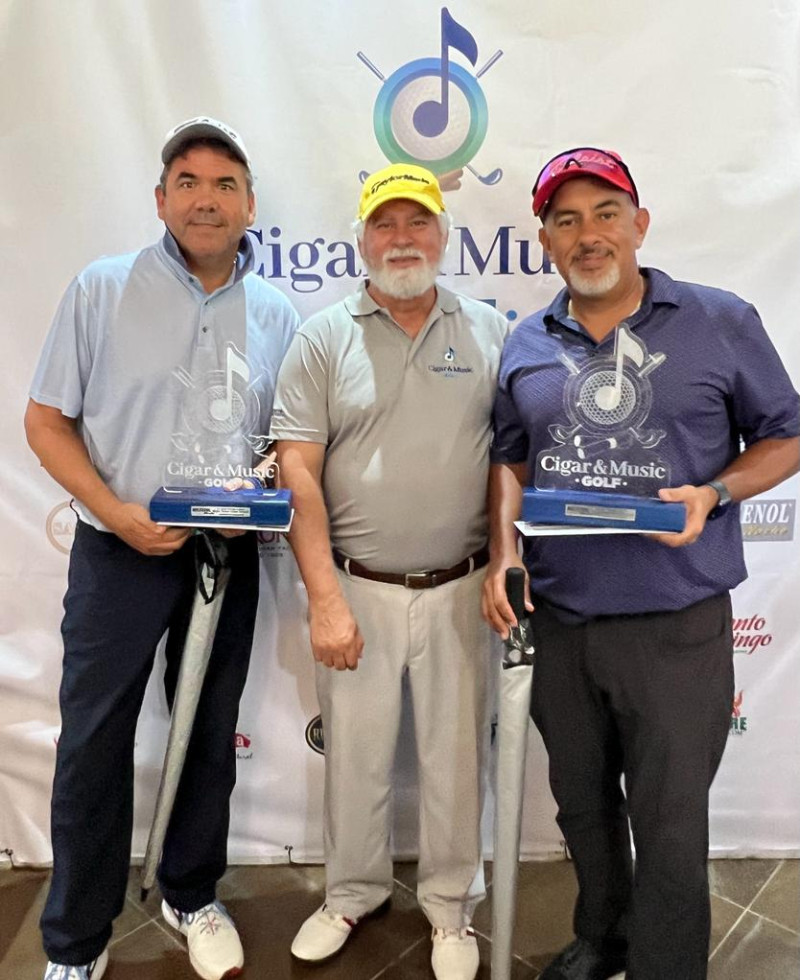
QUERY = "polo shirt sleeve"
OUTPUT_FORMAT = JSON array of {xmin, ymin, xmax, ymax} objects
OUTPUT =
[
  {"xmin": 490, "ymin": 342, "xmax": 530, "ymax": 465},
  {"xmin": 29, "ymin": 275, "xmax": 96, "ymax": 418},
  {"xmin": 269, "ymin": 322, "xmax": 330, "ymax": 445},
  {"xmin": 729, "ymin": 305, "xmax": 800, "ymax": 445}
]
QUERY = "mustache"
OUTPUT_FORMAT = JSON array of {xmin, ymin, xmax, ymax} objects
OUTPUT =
[
  {"xmin": 189, "ymin": 215, "xmax": 224, "ymax": 226},
  {"xmin": 383, "ymin": 248, "xmax": 426, "ymax": 262},
  {"xmin": 573, "ymin": 245, "xmax": 612, "ymax": 260}
]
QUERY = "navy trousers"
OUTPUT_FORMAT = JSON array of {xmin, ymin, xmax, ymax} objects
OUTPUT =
[
  {"xmin": 529, "ymin": 593, "xmax": 734, "ymax": 980},
  {"xmin": 41, "ymin": 521, "xmax": 259, "ymax": 965}
]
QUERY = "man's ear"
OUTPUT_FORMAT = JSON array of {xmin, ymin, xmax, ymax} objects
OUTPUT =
[
  {"xmin": 633, "ymin": 207, "xmax": 650, "ymax": 248},
  {"xmin": 155, "ymin": 184, "xmax": 166, "ymax": 220}
]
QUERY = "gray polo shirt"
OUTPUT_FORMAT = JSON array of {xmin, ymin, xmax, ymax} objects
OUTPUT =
[
  {"xmin": 270, "ymin": 282, "xmax": 508, "ymax": 572},
  {"xmin": 30, "ymin": 232, "xmax": 299, "ymax": 529}
]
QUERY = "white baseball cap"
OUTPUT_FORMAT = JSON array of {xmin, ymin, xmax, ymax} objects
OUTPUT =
[{"xmin": 161, "ymin": 116, "xmax": 251, "ymax": 169}]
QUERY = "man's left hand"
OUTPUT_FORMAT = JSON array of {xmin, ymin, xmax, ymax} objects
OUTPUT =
[{"xmin": 648, "ymin": 484, "xmax": 719, "ymax": 547}]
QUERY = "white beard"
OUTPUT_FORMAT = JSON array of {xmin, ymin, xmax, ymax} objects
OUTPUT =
[
  {"xmin": 568, "ymin": 259, "xmax": 621, "ymax": 298},
  {"xmin": 366, "ymin": 248, "xmax": 440, "ymax": 300}
]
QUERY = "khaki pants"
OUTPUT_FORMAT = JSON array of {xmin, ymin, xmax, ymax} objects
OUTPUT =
[{"xmin": 315, "ymin": 566, "xmax": 489, "ymax": 928}]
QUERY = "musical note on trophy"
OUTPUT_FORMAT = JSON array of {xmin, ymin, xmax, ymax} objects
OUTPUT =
[
  {"xmin": 413, "ymin": 7, "xmax": 478, "ymax": 139},
  {"xmin": 594, "ymin": 325, "xmax": 646, "ymax": 412},
  {"xmin": 210, "ymin": 346, "xmax": 250, "ymax": 423}
]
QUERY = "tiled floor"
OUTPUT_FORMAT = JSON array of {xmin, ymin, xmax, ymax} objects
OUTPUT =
[{"xmin": 1, "ymin": 859, "xmax": 796, "ymax": 979}]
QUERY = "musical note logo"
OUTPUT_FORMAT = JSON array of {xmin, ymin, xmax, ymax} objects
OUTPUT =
[
  {"xmin": 413, "ymin": 9, "xmax": 478, "ymax": 138},
  {"xmin": 594, "ymin": 325, "xmax": 647, "ymax": 412},
  {"xmin": 358, "ymin": 7, "xmax": 503, "ymax": 184},
  {"xmin": 210, "ymin": 346, "xmax": 250, "ymax": 423}
]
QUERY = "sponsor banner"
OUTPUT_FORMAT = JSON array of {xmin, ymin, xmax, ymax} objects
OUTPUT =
[
  {"xmin": 740, "ymin": 498, "xmax": 796, "ymax": 543},
  {"xmin": 3, "ymin": 1, "xmax": 799, "ymax": 864}
]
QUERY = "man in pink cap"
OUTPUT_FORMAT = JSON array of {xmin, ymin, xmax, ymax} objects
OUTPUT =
[{"xmin": 483, "ymin": 147, "xmax": 799, "ymax": 979}]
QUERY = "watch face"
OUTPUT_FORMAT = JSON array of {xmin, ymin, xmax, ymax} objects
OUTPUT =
[{"xmin": 710, "ymin": 480, "xmax": 732, "ymax": 507}]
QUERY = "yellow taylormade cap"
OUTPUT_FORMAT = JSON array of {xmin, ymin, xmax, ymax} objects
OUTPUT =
[{"xmin": 358, "ymin": 163, "xmax": 445, "ymax": 222}]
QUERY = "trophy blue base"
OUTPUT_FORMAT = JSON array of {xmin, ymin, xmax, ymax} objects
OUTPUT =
[
  {"xmin": 522, "ymin": 488, "xmax": 686, "ymax": 533},
  {"xmin": 150, "ymin": 486, "xmax": 293, "ymax": 531}
]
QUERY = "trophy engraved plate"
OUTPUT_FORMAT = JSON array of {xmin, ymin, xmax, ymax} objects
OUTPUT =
[{"xmin": 565, "ymin": 503, "xmax": 637, "ymax": 522}]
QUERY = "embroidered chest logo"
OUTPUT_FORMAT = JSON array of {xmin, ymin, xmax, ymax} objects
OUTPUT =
[
  {"xmin": 428, "ymin": 345, "xmax": 474, "ymax": 377},
  {"xmin": 536, "ymin": 324, "xmax": 669, "ymax": 493}
]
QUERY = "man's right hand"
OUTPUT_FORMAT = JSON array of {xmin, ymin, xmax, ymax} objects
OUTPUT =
[
  {"xmin": 482, "ymin": 557, "xmax": 533, "ymax": 640},
  {"xmin": 106, "ymin": 502, "xmax": 191, "ymax": 556},
  {"xmin": 308, "ymin": 592, "xmax": 364, "ymax": 671}
]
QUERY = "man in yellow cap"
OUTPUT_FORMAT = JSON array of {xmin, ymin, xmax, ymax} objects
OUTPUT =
[{"xmin": 270, "ymin": 162, "xmax": 508, "ymax": 980}]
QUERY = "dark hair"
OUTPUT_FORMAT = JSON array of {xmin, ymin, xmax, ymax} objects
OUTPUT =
[{"xmin": 159, "ymin": 137, "xmax": 253, "ymax": 193}]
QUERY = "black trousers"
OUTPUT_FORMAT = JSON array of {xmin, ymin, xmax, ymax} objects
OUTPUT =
[
  {"xmin": 41, "ymin": 521, "xmax": 259, "ymax": 965},
  {"xmin": 529, "ymin": 593, "xmax": 734, "ymax": 980}
]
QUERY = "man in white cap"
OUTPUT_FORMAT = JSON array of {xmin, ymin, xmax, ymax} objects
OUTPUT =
[
  {"xmin": 270, "ymin": 162, "xmax": 507, "ymax": 980},
  {"xmin": 26, "ymin": 116, "xmax": 299, "ymax": 980}
]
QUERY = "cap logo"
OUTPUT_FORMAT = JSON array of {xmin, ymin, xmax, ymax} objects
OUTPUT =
[{"xmin": 370, "ymin": 172, "xmax": 431, "ymax": 195}]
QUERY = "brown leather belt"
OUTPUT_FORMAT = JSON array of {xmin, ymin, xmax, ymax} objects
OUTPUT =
[{"xmin": 333, "ymin": 546, "xmax": 489, "ymax": 590}]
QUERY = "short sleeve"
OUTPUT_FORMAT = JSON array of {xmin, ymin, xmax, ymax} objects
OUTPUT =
[
  {"xmin": 269, "ymin": 326, "xmax": 331, "ymax": 444},
  {"xmin": 29, "ymin": 276, "xmax": 96, "ymax": 418}
]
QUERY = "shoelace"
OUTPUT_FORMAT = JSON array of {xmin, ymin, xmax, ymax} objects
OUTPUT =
[{"xmin": 177, "ymin": 903, "xmax": 231, "ymax": 936}]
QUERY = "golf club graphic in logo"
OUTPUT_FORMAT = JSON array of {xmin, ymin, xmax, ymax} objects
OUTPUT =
[
  {"xmin": 536, "ymin": 325, "xmax": 670, "ymax": 494},
  {"xmin": 358, "ymin": 7, "xmax": 502, "ymax": 186}
]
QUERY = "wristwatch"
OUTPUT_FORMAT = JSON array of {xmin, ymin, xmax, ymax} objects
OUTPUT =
[{"xmin": 704, "ymin": 479, "xmax": 732, "ymax": 518}]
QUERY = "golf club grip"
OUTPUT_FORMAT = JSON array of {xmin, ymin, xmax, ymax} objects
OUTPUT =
[{"xmin": 505, "ymin": 566, "xmax": 527, "ymax": 620}]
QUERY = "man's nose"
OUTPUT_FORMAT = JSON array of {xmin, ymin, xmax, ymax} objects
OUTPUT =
[{"xmin": 193, "ymin": 186, "xmax": 218, "ymax": 210}]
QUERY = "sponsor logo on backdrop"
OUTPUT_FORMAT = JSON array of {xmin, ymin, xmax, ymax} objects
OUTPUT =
[
  {"xmin": 46, "ymin": 500, "xmax": 76, "ymax": 554},
  {"xmin": 740, "ymin": 498, "xmax": 795, "ymax": 542},
  {"xmin": 235, "ymin": 732, "xmax": 253, "ymax": 760},
  {"xmin": 729, "ymin": 691, "xmax": 748, "ymax": 736},
  {"xmin": 358, "ymin": 7, "xmax": 501, "ymax": 187},
  {"xmin": 732, "ymin": 614, "xmax": 773, "ymax": 655},
  {"xmin": 257, "ymin": 529, "xmax": 290, "ymax": 558},
  {"xmin": 305, "ymin": 715, "xmax": 325, "ymax": 755},
  {"xmin": 246, "ymin": 7, "xmax": 552, "ymax": 308}
]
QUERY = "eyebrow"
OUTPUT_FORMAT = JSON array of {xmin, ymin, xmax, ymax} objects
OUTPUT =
[
  {"xmin": 173, "ymin": 170, "xmax": 239, "ymax": 185},
  {"xmin": 551, "ymin": 198, "xmax": 624, "ymax": 220}
]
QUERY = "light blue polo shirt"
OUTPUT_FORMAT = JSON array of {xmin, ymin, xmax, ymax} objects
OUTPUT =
[{"xmin": 31, "ymin": 232, "xmax": 299, "ymax": 529}]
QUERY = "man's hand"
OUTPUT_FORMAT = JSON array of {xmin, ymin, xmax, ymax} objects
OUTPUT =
[
  {"xmin": 482, "ymin": 557, "xmax": 533, "ymax": 640},
  {"xmin": 648, "ymin": 484, "xmax": 719, "ymax": 548},
  {"xmin": 106, "ymin": 503, "xmax": 191, "ymax": 556},
  {"xmin": 308, "ymin": 592, "xmax": 364, "ymax": 671}
]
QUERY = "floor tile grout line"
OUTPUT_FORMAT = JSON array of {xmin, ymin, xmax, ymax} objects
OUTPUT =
[
  {"xmin": 707, "ymin": 860, "xmax": 787, "ymax": 962},
  {"xmin": 149, "ymin": 913, "xmax": 186, "ymax": 950},
  {"xmin": 108, "ymin": 915, "xmax": 165, "ymax": 950},
  {"xmin": 742, "ymin": 859, "xmax": 784, "ymax": 912},
  {"xmin": 753, "ymin": 911, "xmax": 800, "ymax": 937},
  {"xmin": 366, "ymin": 935, "xmax": 427, "ymax": 980}
]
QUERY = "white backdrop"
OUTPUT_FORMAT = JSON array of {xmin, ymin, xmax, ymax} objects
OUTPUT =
[{"xmin": 1, "ymin": 0, "xmax": 798, "ymax": 866}]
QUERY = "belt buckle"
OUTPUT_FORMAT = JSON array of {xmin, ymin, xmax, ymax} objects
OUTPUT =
[{"xmin": 404, "ymin": 570, "xmax": 432, "ymax": 589}]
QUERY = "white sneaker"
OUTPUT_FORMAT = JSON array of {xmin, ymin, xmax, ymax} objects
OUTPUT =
[
  {"xmin": 291, "ymin": 904, "xmax": 359, "ymax": 962},
  {"xmin": 162, "ymin": 899, "xmax": 244, "ymax": 980},
  {"xmin": 431, "ymin": 927, "xmax": 479, "ymax": 980},
  {"xmin": 43, "ymin": 949, "xmax": 108, "ymax": 980}
]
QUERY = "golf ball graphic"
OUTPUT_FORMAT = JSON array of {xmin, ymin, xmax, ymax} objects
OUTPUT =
[{"xmin": 374, "ymin": 58, "xmax": 488, "ymax": 174}]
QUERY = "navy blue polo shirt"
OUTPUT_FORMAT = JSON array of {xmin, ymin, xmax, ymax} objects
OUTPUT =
[{"xmin": 491, "ymin": 268, "xmax": 799, "ymax": 618}]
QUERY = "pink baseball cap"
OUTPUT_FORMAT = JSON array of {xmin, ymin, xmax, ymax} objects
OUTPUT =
[{"xmin": 532, "ymin": 147, "xmax": 639, "ymax": 217}]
